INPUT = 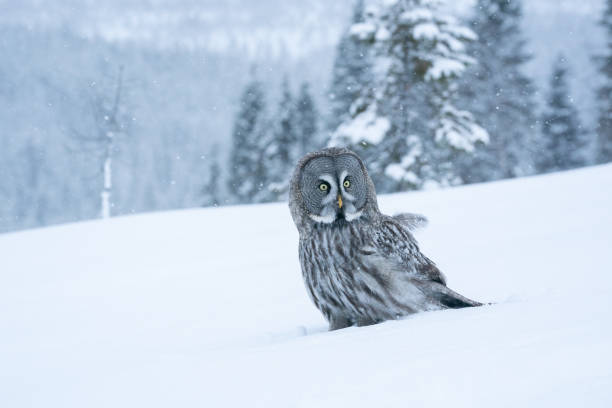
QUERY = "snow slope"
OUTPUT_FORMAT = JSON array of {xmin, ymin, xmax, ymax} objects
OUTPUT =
[{"xmin": 1, "ymin": 165, "xmax": 611, "ymax": 407}]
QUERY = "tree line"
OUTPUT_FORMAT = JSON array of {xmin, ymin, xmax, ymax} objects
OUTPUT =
[
  {"xmin": 227, "ymin": 0, "xmax": 612, "ymax": 203},
  {"xmin": 0, "ymin": 27, "xmax": 244, "ymax": 232},
  {"xmin": 226, "ymin": 75, "xmax": 320, "ymax": 204},
  {"xmin": 2, "ymin": 0, "xmax": 612, "ymax": 233}
]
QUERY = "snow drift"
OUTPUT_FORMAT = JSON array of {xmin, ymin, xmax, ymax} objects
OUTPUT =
[{"xmin": 1, "ymin": 165, "xmax": 611, "ymax": 407}]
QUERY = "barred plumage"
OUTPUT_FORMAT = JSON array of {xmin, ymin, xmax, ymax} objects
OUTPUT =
[{"xmin": 289, "ymin": 148, "xmax": 481, "ymax": 330}]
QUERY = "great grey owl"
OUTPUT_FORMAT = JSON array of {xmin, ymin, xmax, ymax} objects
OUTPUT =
[{"xmin": 289, "ymin": 147, "xmax": 481, "ymax": 330}]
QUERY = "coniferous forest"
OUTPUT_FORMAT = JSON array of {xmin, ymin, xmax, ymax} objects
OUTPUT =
[{"xmin": 1, "ymin": 0, "xmax": 610, "ymax": 233}]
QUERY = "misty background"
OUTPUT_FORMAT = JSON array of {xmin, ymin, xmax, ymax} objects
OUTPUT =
[{"xmin": 0, "ymin": 0, "xmax": 608, "ymax": 233}]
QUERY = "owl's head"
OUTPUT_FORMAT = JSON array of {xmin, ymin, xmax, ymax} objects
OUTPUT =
[{"xmin": 289, "ymin": 147, "xmax": 379, "ymax": 230}]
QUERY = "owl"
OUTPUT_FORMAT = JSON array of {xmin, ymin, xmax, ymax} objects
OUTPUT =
[{"xmin": 289, "ymin": 147, "xmax": 481, "ymax": 330}]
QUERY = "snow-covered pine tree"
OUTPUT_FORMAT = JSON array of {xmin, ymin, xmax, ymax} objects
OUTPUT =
[
  {"xmin": 264, "ymin": 79, "xmax": 320, "ymax": 202},
  {"xmin": 595, "ymin": 0, "xmax": 612, "ymax": 164},
  {"xmin": 458, "ymin": 0, "xmax": 538, "ymax": 182},
  {"xmin": 202, "ymin": 145, "xmax": 222, "ymax": 207},
  {"xmin": 267, "ymin": 77, "xmax": 298, "ymax": 200},
  {"xmin": 537, "ymin": 55, "xmax": 587, "ymax": 173},
  {"xmin": 327, "ymin": 0, "xmax": 374, "ymax": 134},
  {"xmin": 228, "ymin": 75, "xmax": 271, "ymax": 204},
  {"xmin": 295, "ymin": 82, "xmax": 319, "ymax": 157},
  {"xmin": 330, "ymin": 0, "xmax": 488, "ymax": 192},
  {"xmin": 275, "ymin": 77, "xmax": 298, "ymax": 164}
]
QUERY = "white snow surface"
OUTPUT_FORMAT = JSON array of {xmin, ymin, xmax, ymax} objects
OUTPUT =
[{"xmin": 1, "ymin": 165, "xmax": 612, "ymax": 407}]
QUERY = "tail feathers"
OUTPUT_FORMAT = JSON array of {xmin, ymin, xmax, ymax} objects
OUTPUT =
[{"xmin": 433, "ymin": 285, "xmax": 482, "ymax": 309}]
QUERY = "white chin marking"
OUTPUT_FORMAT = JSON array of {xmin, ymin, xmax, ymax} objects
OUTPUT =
[
  {"xmin": 345, "ymin": 210, "xmax": 363, "ymax": 221},
  {"xmin": 308, "ymin": 213, "xmax": 336, "ymax": 224}
]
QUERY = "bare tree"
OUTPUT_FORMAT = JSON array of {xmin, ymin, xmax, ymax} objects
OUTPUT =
[{"xmin": 71, "ymin": 65, "xmax": 128, "ymax": 219}]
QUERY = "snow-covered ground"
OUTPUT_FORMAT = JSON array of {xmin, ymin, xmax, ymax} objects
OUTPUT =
[{"xmin": 1, "ymin": 165, "xmax": 611, "ymax": 407}]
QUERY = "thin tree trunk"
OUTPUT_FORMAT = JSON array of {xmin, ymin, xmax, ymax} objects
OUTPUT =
[{"xmin": 100, "ymin": 65, "xmax": 123, "ymax": 219}]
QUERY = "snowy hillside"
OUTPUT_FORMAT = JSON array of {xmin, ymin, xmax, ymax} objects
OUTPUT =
[{"xmin": 1, "ymin": 165, "xmax": 611, "ymax": 407}]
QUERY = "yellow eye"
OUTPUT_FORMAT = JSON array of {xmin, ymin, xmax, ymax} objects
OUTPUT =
[
  {"xmin": 343, "ymin": 179, "xmax": 351, "ymax": 188},
  {"xmin": 319, "ymin": 183, "xmax": 328, "ymax": 191}
]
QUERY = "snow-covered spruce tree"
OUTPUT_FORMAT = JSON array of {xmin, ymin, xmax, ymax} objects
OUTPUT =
[
  {"xmin": 327, "ymin": 0, "xmax": 374, "ymax": 134},
  {"xmin": 265, "ymin": 79, "xmax": 320, "ymax": 201},
  {"xmin": 458, "ymin": 0, "xmax": 538, "ymax": 182},
  {"xmin": 275, "ymin": 77, "xmax": 298, "ymax": 164},
  {"xmin": 595, "ymin": 0, "xmax": 612, "ymax": 164},
  {"xmin": 267, "ymin": 77, "xmax": 298, "ymax": 200},
  {"xmin": 202, "ymin": 145, "xmax": 222, "ymax": 207},
  {"xmin": 537, "ymin": 55, "xmax": 587, "ymax": 173},
  {"xmin": 228, "ymin": 75, "xmax": 273, "ymax": 204},
  {"xmin": 330, "ymin": 0, "xmax": 488, "ymax": 192},
  {"xmin": 295, "ymin": 82, "xmax": 320, "ymax": 157}
]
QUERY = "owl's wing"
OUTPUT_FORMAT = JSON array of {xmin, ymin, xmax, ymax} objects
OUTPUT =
[
  {"xmin": 417, "ymin": 258, "xmax": 447, "ymax": 286},
  {"xmin": 364, "ymin": 216, "xmax": 481, "ymax": 308},
  {"xmin": 369, "ymin": 216, "xmax": 445, "ymax": 283}
]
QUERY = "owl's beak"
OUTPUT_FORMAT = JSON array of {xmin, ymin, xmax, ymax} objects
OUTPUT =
[{"xmin": 337, "ymin": 195, "xmax": 343, "ymax": 209}]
